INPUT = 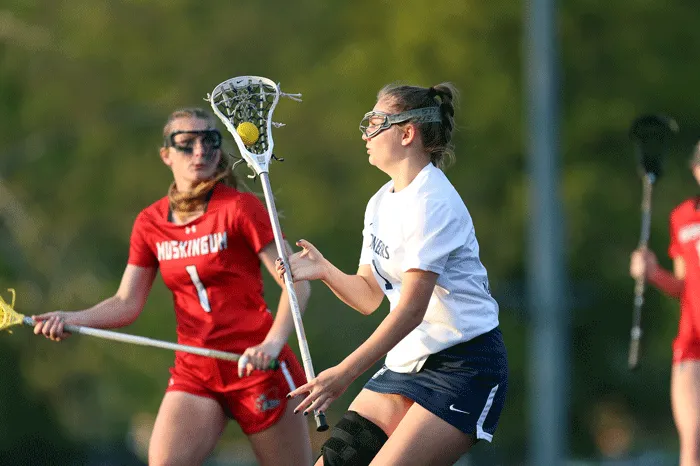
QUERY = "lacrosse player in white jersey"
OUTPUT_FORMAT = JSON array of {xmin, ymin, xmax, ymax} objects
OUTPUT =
[{"xmin": 277, "ymin": 82, "xmax": 508, "ymax": 466}]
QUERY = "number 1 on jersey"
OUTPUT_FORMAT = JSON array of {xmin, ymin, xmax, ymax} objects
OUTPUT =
[{"xmin": 185, "ymin": 265, "xmax": 211, "ymax": 313}]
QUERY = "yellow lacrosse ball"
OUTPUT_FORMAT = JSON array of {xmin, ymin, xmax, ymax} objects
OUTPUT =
[{"xmin": 237, "ymin": 122, "xmax": 260, "ymax": 146}]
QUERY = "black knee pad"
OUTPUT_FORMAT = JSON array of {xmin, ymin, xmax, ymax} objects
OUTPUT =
[{"xmin": 320, "ymin": 410, "xmax": 388, "ymax": 466}]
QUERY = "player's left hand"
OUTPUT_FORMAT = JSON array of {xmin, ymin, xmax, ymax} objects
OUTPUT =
[
  {"xmin": 287, "ymin": 365, "xmax": 353, "ymax": 415},
  {"xmin": 238, "ymin": 340, "xmax": 283, "ymax": 377}
]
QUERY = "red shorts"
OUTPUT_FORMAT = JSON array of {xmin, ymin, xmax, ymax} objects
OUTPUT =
[
  {"xmin": 672, "ymin": 337, "xmax": 700, "ymax": 364},
  {"xmin": 166, "ymin": 344, "xmax": 306, "ymax": 435}
]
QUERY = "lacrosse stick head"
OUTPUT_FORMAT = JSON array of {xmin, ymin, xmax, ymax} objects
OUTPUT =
[
  {"xmin": 0, "ymin": 289, "xmax": 24, "ymax": 332},
  {"xmin": 629, "ymin": 114, "xmax": 678, "ymax": 181},
  {"xmin": 208, "ymin": 76, "xmax": 300, "ymax": 176}
]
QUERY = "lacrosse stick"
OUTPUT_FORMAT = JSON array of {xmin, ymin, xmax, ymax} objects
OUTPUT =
[
  {"xmin": 628, "ymin": 114, "xmax": 678, "ymax": 370},
  {"xmin": 0, "ymin": 289, "xmax": 278, "ymax": 369},
  {"xmin": 207, "ymin": 76, "xmax": 328, "ymax": 431}
]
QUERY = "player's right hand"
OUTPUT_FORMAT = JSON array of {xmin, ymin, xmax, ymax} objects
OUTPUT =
[
  {"xmin": 32, "ymin": 311, "xmax": 73, "ymax": 342},
  {"xmin": 275, "ymin": 239, "xmax": 329, "ymax": 282},
  {"xmin": 630, "ymin": 248, "xmax": 658, "ymax": 280}
]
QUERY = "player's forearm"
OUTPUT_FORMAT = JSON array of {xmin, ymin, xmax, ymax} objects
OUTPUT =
[
  {"xmin": 68, "ymin": 295, "xmax": 143, "ymax": 329},
  {"xmin": 265, "ymin": 280, "xmax": 311, "ymax": 346},
  {"xmin": 648, "ymin": 267, "xmax": 684, "ymax": 299},
  {"xmin": 322, "ymin": 264, "xmax": 383, "ymax": 315},
  {"xmin": 339, "ymin": 304, "xmax": 426, "ymax": 380}
]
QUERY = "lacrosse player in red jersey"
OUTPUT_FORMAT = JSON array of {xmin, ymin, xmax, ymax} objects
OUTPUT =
[
  {"xmin": 33, "ymin": 108, "xmax": 313, "ymax": 466},
  {"xmin": 630, "ymin": 142, "xmax": 700, "ymax": 466},
  {"xmin": 278, "ymin": 83, "xmax": 508, "ymax": 466}
]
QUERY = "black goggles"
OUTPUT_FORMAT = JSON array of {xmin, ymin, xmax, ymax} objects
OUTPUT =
[
  {"xmin": 165, "ymin": 129, "xmax": 222, "ymax": 154},
  {"xmin": 359, "ymin": 107, "xmax": 442, "ymax": 138}
]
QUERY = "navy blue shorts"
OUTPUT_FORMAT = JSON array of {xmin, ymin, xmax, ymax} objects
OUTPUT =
[{"xmin": 364, "ymin": 327, "xmax": 508, "ymax": 442}]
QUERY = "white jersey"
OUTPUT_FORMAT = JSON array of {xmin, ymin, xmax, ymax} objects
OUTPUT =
[{"xmin": 359, "ymin": 163, "xmax": 499, "ymax": 373}]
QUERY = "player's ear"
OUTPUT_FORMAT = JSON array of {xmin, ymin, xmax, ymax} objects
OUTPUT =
[
  {"xmin": 400, "ymin": 123, "xmax": 417, "ymax": 147},
  {"xmin": 160, "ymin": 147, "xmax": 173, "ymax": 167}
]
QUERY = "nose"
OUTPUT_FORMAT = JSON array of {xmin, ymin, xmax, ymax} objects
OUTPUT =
[
  {"xmin": 191, "ymin": 138, "xmax": 213, "ymax": 160},
  {"xmin": 192, "ymin": 138, "xmax": 206, "ymax": 155}
]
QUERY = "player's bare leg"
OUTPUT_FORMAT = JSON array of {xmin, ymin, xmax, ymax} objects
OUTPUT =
[
  {"xmin": 348, "ymin": 389, "xmax": 414, "ymax": 436},
  {"xmin": 672, "ymin": 360, "xmax": 700, "ymax": 466},
  {"xmin": 314, "ymin": 389, "xmax": 413, "ymax": 466},
  {"xmin": 369, "ymin": 403, "xmax": 475, "ymax": 466},
  {"xmin": 247, "ymin": 397, "xmax": 313, "ymax": 466},
  {"xmin": 149, "ymin": 391, "xmax": 228, "ymax": 466}
]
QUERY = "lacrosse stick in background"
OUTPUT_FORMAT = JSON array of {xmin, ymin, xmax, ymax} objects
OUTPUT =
[
  {"xmin": 207, "ymin": 76, "xmax": 328, "ymax": 431},
  {"xmin": 628, "ymin": 114, "xmax": 678, "ymax": 370},
  {"xmin": 0, "ymin": 289, "xmax": 278, "ymax": 368}
]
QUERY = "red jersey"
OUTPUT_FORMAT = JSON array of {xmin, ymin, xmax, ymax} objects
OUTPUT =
[
  {"xmin": 668, "ymin": 197, "xmax": 700, "ymax": 349},
  {"xmin": 128, "ymin": 184, "xmax": 276, "ymax": 353}
]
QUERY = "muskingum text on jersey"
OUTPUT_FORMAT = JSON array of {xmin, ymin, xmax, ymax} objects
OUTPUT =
[{"xmin": 156, "ymin": 232, "xmax": 228, "ymax": 261}]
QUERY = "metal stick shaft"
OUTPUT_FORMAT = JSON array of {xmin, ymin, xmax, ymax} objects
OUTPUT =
[
  {"xmin": 258, "ymin": 172, "xmax": 327, "ymax": 431},
  {"xmin": 21, "ymin": 316, "xmax": 280, "ymax": 367}
]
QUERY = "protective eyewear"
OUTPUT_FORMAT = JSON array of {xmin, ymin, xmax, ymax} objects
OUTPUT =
[
  {"xmin": 165, "ymin": 129, "xmax": 222, "ymax": 154},
  {"xmin": 359, "ymin": 107, "xmax": 442, "ymax": 138}
]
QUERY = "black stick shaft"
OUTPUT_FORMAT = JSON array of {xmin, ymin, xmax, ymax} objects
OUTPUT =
[{"xmin": 628, "ymin": 173, "xmax": 655, "ymax": 370}]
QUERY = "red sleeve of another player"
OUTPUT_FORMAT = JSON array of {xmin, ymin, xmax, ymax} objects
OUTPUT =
[
  {"xmin": 668, "ymin": 210, "xmax": 682, "ymax": 259},
  {"xmin": 128, "ymin": 212, "xmax": 158, "ymax": 268},
  {"xmin": 235, "ymin": 193, "xmax": 276, "ymax": 253}
]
